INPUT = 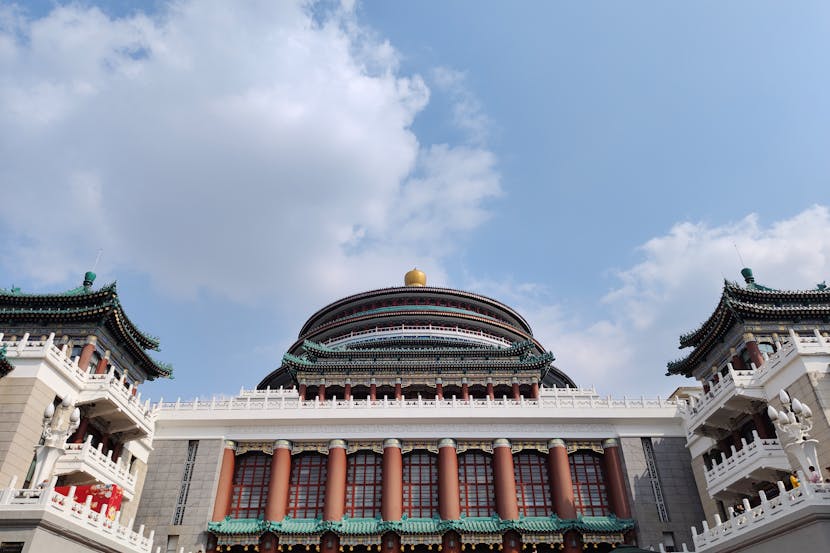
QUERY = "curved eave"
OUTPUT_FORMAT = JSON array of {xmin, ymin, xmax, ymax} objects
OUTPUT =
[
  {"xmin": 282, "ymin": 353, "xmax": 555, "ymax": 372},
  {"xmin": 299, "ymin": 286, "xmax": 533, "ymax": 336},
  {"xmin": 290, "ymin": 310, "xmax": 546, "ymax": 357},
  {"xmin": 301, "ymin": 339, "xmax": 535, "ymax": 359}
]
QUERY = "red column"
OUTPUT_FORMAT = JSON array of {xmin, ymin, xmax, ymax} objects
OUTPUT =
[
  {"xmin": 461, "ymin": 379, "xmax": 469, "ymax": 401},
  {"xmin": 321, "ymin": 532, "xmax": 339, "ymax": 553},
  {"xmin": 382, "ymin": 532, "xmax": 402, "ymax": 553},
  {"xmin": 78, "ymin": 337, "xmax": 97, "ymax": 372},
  {"xmin": 436, "ymin": 378, "xmax": 444, "ymax": 400},
  {"xmin": 511, "ymin": 378, "xmax": 520, "ymax": 400},
  {"xmin": 602, "ymin": 439, "xmax": 631, "ymax": 519},
  {"xmin": 438, "ymin": 438, "xmax": 461, "ymax": 520},
  {"xmin": 531, "ymin": 381, "xmax": 540, "ymax": 399},
  {"xmin": 298, "ymin": 383, "xmax": 306, "ymax": 400},
  {"xmin": 502, "ymin": 531, "xmax": 521, "ymax": 553},
  {"xmin": 442, "ymin": 532, "xmax": 461, "ymax": 553},
  {"xmin": 547, "ymin": 439, "xmax": 576, "ymax": 519},
  {"xmin": 492, "ymin": 439, "xmax": 519, "ymax": 520},
  {"xmin": 211, "ymin": 440, "xmax": 237, "ymax": 521},
  {"xmin": 318, "ymin": 383, "xmax": 326, "ymax": 402},
  {"xmin": 71, "ymin": 416, "xmax": 90, "ymax": 444},
  {"xmin": 370, "ymin": 380, "xmax": 377, "ymax": 401},
  {"xmin": 744, "ymin": 334, "xmax": 764, "ymax": 368},
  {"xmin": 730, "ymin": 347, "xmax": 747, "ymax": 371},
  {"xmin": 94, "ymin": 351, "xmax": 110, "ymax": 374},
  {"xmin": 752, "ymin": 411, "xmax": 771, "ymax": 440},
  {"xmin": 486, "ymin": 378, "xmax": 494, "ymax": 400},
  {"xmin": 323, "ymin": 440, "xmax": 347, "ymax": 521},
  {"xmin": 344, "ymin": 381, "xmax": 352, "ymax": 401},
  {"xmin": 395, "ymin": 378, "xmax": 402, "ymax": 400},
  {"xmin": 382, "ymin": 439, "xmax": 403, "ymax": 520},
  {"xmin": 265, "ymin": 440, "xmax": 292, "ymax": 521}
]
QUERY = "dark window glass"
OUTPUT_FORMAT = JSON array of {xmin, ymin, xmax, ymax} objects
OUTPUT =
[
  {"xmin": 514, "ymin": 451, "xmax": 551, "ymax": 516},
  {"xmin": 345, "ymin": 451, "xmax": 382, "ymax": 518},
  {"xmin": 403, "ymin": 451, "xmax": 438, "ymax": 518},
  {"xmin": 289, "ymin": 453, "xmax": 327, "ymax": 519},
  {"xmin": 230, "ymin": 452, "xmax": 271, "ymax": 519},
  {"xmin": 458, "ymin": 451, "xmax": 494, "ymax": 517},
  {"xmin": 569, "ymin": 452, "xmax": 609, "ymax": 516}
]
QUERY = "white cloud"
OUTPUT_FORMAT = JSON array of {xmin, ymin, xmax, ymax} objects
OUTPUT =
[
  {"xmin": 0, "ymin": 1, "xmax": 499, "ymax": 309},
  {"xmin": 432, "ymin": 66, "xmax": 491, "ymax": 146},
  {"xmin": 470, "ymin": 206, "xmax": 830, "ymax": 396}
]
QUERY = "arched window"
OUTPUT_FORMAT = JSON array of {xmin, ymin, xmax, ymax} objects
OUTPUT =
[
  {"xmin": 230, "ymin": 452, "xmax": 271, "ymax": 519},
  {"xmin": 346, "ymin": 451, "xmax": 382, "ymax": 518},
  {"xmin": 458, "ymin": 450, "xmax": 494, "ymax": 517},
  {"xmin": 288, "ymin": 453, "xmax": 327, "ymax": 519},
  {"xmin": 569, "ymin": 452, "xmax": 609, "ymax": 516},
  {"xmin": 514, "ymin": 451, "xmax": 551, "ymax": 517},
  {"xmin": 403, "ymin": 451, "xmax": 438, "ymax": 518}
]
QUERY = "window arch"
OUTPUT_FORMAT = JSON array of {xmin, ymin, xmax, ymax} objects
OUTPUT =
[
  {"xmin": 458, "ymin": 450, "xmax": 494, "ymax": 517},
  {"xmin": 569, "ymin": 452, "xmax": 609, "ymax": 516},
  {"xmin": 514, "ymin": 451, "xmax": 551, "ymax": 516},
  {"xmin": 288, "ymin": 453, "xmax": 327, "ymax": 519},
  {"xmin": 403, "ymin": 451, "xmax": 438, "ymax": 518},
  {"xmin": 346, "ymin": 451, "xmax": 383, "ymax": 518},
  {"xmin": 230, "ymin": 452, "xmax": 271, "ymax": 519}
]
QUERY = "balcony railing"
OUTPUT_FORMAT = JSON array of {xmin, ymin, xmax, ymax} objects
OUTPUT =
[
  {"xmin": 680, "ymin": 366, "xmax": 763, "ymax": 437},
  {"xmin": 0, "ymin": 476, "xmax": 153, "ymax": 553},
  {"xmin": 55, "ymin": 438, "xmax": 138, "ymax": 499},
  {"xmin": 692, "ymin": 476, "xmax": 830, "ymax": 552},
  {"xmin": 0, "ymin": 333, "xmax": 156, "ymax": 437},
  {"xmin": 703, "ymin": 431, "xmax": 790, "ymax": 496}
]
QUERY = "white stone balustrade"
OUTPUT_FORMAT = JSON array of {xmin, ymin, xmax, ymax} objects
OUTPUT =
[
  {"xmin": 680, "ymin": 365, "xmax": 761, "ymax": 437},
  {"xmin": 0, "ymin": 334, "xmax": 156, "ymax": 437},
  {"xmin": 692, "ymin": 475, "xmax": 830, "ymax": 552},
  {"xmin": 0, "ymin": 476, "xmax": 153, "ymax": 553},
  {"xmin": 55, "ymin": 437, "xmax": 138, "ymax": 499},
  {"xmin": 323, "ymin": 324, "xmax": 513, "ymax": 348},
  {"xmin": 703, "ymin": 431, "xmax": 790, "ymax": 496}
]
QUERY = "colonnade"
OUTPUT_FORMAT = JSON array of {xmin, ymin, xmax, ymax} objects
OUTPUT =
[{"xmin": 210, "ymin": 438, "xmax": 630, "ymax": 553}]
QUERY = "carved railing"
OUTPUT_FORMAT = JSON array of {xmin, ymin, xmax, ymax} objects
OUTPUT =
[{"xmin": 56, "ymin": 439, "xmax": 137, "ymax": 497}]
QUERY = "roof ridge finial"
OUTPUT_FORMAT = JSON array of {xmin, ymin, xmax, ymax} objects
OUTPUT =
[{"xmin": 740, "ymin": 267, "xmax": 755, "ymax": 285}]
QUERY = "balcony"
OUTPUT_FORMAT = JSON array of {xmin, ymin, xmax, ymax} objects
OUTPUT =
[
  {"xmin": 682, "ymin": 367, "xmax": 765, "ymax": 438},
  {"xmin": 703, "ymin": 431, "xmax": 790, "ymax": 498},
  {"xmin": 0, "ymin": 477, "xmax": 153, "ymax": 553},
  {"xmin": 54, "ymin": 439, "xmax": 138, "ymax": 500}
]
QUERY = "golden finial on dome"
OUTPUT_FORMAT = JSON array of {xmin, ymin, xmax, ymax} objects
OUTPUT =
[{"xmin": 404, "ymin": 267, "xmax": 427, "ymax": 287}]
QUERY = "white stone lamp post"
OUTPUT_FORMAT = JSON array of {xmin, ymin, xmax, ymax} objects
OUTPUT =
[
  {"xmin": 31, "ymin": 395, "xmax": 81, "ymax": 487},
  {"xmin": 767, "ymin": 389, "xmax": 821, "ymax": 481}
]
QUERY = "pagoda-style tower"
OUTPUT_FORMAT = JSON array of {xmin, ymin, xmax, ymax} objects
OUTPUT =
[{"xmin": 259, "ymin": 269, "xmax": 574, "ymax": 400}]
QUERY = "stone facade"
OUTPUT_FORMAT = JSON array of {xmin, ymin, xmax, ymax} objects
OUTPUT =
[
  {"xmin": 0, "ymin": 377, "xmax": 55, "ymax": 486},
  {"xmin": 136, "ymin": 439, "xmax": 224, "ymax": 553}
]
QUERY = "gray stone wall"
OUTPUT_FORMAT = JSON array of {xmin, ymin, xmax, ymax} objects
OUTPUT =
[
  {"xmin": 0, "ymin": 377, "xmax": 56, "ymax": 485},
  {"xmin": 136, "ymin": 438, "xmax": 224, "ymax": 553},
  {"xmin": 119, "ymin": 458, "xmax": 148, "ymax": 523},
  {"xmin": 619, "ymin": 436, "xmax": 704, "ymax": 551}
]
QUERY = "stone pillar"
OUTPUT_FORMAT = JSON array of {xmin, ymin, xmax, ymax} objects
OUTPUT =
[
  {"xmin": 436, "ymin": 378, "xmax": 444, "ymax": 400},
  {"xmin": 461, "ymin": 378, "xmax": 469, "ymax": 401},
  {"xmin": 602, "ymin": 439, "xmax": 631, "ymax": 519},
  {"xmin": 78, "ymin": 336, "xmax": 97, "ymax": 372},
  {"xmin": 344, "ymin": 380, "xmax": 352, "ymax": 401},
  {"xmin": 438, "ymin": 438, "xmax": 461, "ymax": 520},
  {"xmin": 265, "ymin": 440, "xmax": 292, "ymax": 521},
  {"xmin": 395, "ymin": 378, "xmax": 402, "ymax": 400},
  {"xmin": 502, "ymin": 531, "xmax": 521, "ymax": 553},
  {"xmin": 512, "ymin": 378, "xmax": 520, "ymax": 400},
  {"xmin": 492, "ymin": 439, "xmax": 519, "ymax": 520},
  {"xmin": 547, "ymin": 439, "xmax": 576, "ymax": 519},
  {"xmin": 442, "ymin": 532, "xmax": 461, "ymax": 553},
  {"xmin": 323, "ymin": 439, "xmax": 347, "ymax": 521},
  {"xmin": 531, "ymin": 381, "xmax": 540, "ymax": 399},
  {"xmin": 743, "ymin": 333, "xmax": 764, "ymax": 368},
  {"xmin": 94, "ymin": 350, "xmax": 110, "ymax": 374},
  {"xmin": 211, "ymin": 440, "xmax": 237, "ymax": 522},
  {"xmin": 486, "ymin": 377, "xmax": 494, "ymax": 400},
  {"xmin": 382, "ymin": 439, "xmax": 403, "ymax": 521},
  {"xmin": 370, "ymin": 379, "xmax": 377, "ymax": 401}
]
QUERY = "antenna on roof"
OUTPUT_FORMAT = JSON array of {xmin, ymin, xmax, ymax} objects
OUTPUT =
[
  {"xmin": 733, "ymin": 242, "xmax": 746, "ymax": 267},
  {"xmin": 91, "ymin": 249, "xmax": 103, "ymax": 272}
]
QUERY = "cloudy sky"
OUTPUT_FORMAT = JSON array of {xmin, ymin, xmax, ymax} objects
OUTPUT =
[{"xmin": 2, "ymin": 1, "xmax": 829, "ymax": 400}]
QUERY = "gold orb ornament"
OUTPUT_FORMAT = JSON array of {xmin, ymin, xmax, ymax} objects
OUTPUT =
[{"xmin": 404, "ymin": 268, "xmax": 427, "ymax": 287}]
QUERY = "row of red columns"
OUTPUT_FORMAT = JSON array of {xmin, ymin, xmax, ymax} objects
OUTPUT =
[
  {"xmin": 211, "ymin": 438, "xmax": 630, "ymax": 553},
  {"xmin": 301, "ymin": 379, "xmax": 541, "ymax": 401}
]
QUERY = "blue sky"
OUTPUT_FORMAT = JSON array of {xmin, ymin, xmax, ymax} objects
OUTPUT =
[{"xmin": 1, "ymin": 1, "xmax": 829, "ymax": 400}]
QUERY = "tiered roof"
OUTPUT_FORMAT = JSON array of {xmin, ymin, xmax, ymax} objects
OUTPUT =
[
  {"xmin": 0, "ymin": 272, "xmax": 171, "ymax": 379},
  {"xmin": 667, "ymin": 269, "xmax": 830, "ymax": 377}
]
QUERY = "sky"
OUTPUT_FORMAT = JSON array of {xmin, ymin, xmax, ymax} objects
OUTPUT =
[{"xmin": 1, "ymin": 1, "xmax": 829, "ymax": 401}]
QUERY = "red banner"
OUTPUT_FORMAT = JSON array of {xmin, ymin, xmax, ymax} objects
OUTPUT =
[{"xmin": 55, "ymin": 483, "xmax": 123, "ymax": 519}]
